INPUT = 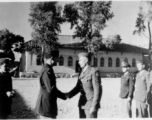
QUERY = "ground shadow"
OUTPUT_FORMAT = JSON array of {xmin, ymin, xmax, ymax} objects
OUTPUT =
[{"xmin": 8, "ymin": 89, "xmax": 38, "ymax": 119}]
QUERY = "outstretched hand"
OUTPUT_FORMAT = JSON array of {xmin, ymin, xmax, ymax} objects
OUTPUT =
[
  {"xmin": 6, "ymin": 91, "xmax": 15, "ymax": 98},
  {"xmin": 10, "ymin": 66, "xmax": 18, "ymax": 72},
  {"xmin": 65, "ymin": 93, "xmax": 70, "ymax": 99}
]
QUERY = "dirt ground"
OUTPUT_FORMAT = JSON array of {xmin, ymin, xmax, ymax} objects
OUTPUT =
[{"xmin": 9, "ymin": 78, "xmax": 132, "ymax": 119}]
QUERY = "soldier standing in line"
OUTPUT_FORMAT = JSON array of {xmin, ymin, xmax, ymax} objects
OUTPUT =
[
  {"xmin": 119, "ymin": 61, "xmax": 135, "ymax": 118},
  {"xmin": 147, "ymin": 66, "xmax": 152, "ymax": 117},
  {"xmin": 66, "ymin": 52, "xmax": 102, "ymax": 118},
  {"xmin": 133, "ymin": 60, "xmax": 150, "ymax": 118},
  {"xmin": 35, "ymin": 50, "xmax": 67, "ymax": 119}
]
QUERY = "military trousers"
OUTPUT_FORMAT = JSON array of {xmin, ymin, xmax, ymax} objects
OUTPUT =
[
  {"xmin": 121, "ymin": 98, "xmax": 132, "ymax": 118},
  {"xmin": 148, "ymin": 104, "xmax": 152, "ymax": 117},
  {"xmin": 0, "ymin": 114, "xmax": 9, "ymax": 119},
  {"xmin": 79, "ymin": 107, "xmax": 98, "ymax": 118},
  {"xmin": 135, "ymin": 101, "xmax": 148, "ymax": 118}
]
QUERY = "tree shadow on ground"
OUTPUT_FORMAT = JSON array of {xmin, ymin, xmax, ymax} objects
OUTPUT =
[{"xmin": 8, "ymin": 89, "xmax": 38, "ymax": 119}]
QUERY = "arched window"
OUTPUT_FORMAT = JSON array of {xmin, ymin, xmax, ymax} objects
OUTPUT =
[
  {"xmin": 36, "ymin": 56, "xmax": 42, "ymax": 65},
  {"xmin": 132, "ymin": 58, "xmax": 136, "ymax": 67},
  {"xmin": 108, "ymin": 57, "xmax": 112, "ymax": 67},
  {"xmin": 93, "ymin": 57, "xmax": 98, "ymax": 67},
  {"xmin": 59, "ymin": 56, "xmax": 64, "ymax": 66},
  {"xmin": 68, "ymin": 56, "xmax": 73, "ymax": 66},
  {"xmin": 116, "ymin": 58, "xmax": 120, "ymax": 67},
  {"xmin": 124, "ymin": 58, "xmax": 128, "ymax": 63},
  {"xmin": 100, "ymin": 57, "xmax": 104, "ymax": 67}
]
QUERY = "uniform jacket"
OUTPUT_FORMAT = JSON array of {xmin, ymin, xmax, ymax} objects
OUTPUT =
[
  {"xmin": 134, "ymin": 70, "xmax": 150, "ymax": 103},
  {"xmin": 69, "ymin": 66, "xmax": 102, "ymax": 110},
  {"xmin": 0, "ymin": 72, "xmax": 12, "ymax": 118},
  {"xmin": 35, "ymin": 64, "xmax": 66, "ymax": 117},
  {"xmin": 119, "ymin": 72, "xmax": 135, "ymax": 99}
]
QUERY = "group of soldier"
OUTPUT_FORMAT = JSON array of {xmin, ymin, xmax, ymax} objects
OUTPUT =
[
  {"xmin": 120, "ymin": 60, "xmax": 152, "ymax": 118},
  {"xmin": 35, "ymin": 50, "xmax": 152, "ymax": 119},
  {"xmin": 0, "ymin": 50, "xmax": 152, "ymax": 119}
]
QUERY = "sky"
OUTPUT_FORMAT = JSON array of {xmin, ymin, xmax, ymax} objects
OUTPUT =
[{"xmin": 0, "ymin": 1, "xmax": 149, "ymax": 48}]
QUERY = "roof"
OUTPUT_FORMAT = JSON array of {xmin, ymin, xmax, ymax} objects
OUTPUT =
[
  {"xmin": 60, "ymin": 42, "xmax": 148, "ymax": 54},
  {"xmin": 25, "ymin": 35, "xmax": 148, "ymax": 54}
]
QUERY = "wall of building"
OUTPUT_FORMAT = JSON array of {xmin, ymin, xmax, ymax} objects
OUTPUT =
[
  {"xmin": 24, "ymin": 48, "xmax": 142, "ymax": 74},
  {"xmin": 25, "ymin": 52, "xmax": 42, "ymax": 72},
  {"xmin": 96, "ymin": 51, "xmax": 142, "ymax": 73}
]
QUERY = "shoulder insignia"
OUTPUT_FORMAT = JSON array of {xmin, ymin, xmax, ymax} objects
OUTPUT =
[
  {"xmin": 95, "ymin": 70, "xmax": 101, "ymax": 85},
  {"xmin": 95, "ymin": 71, "xmax": 100, "ymax": 77}
]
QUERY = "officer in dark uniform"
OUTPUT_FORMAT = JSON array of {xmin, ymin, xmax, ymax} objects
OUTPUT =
[
  {"xmin": 0, "ymin": 58, "xmax": 15, "ymax": 119},
  {"xmin": 119, "ymin": 61, "xmax": 135, "ymax": 118},
  {"xmin": 35, "ymin": 51, "xmax": 67, "ymax": 119},
  {"xmin": 133, "ymin": 60, "xmax": 150, "ymax": 118},
  {"xmin": 66, "ymin": 52, "xmax": 102, "ymax": 118}
]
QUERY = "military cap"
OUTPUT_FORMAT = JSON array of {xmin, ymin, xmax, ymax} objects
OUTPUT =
[
  {"xmin": 136, "ymin": 60, "xmax": 145, "ymax": 65},
  {"xmin": 121, "ymin": 61, "xmax": 130, "ymax": 67},
  {"xmin": 0, "ymin": 58, "xmax": 10, "ymax": 65},
  {"xmin": 44, "ymin": 50, "xmax": 59, "ymax": 59}
]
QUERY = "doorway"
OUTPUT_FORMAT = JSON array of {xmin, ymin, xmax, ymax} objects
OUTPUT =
[{"xmin": 75, "ymin": 60, "xmax": 81, "ymax": 73}]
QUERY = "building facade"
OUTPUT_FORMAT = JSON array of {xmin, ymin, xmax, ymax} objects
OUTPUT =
[
  {"xmin": 22, "ymin": 48, "xmax": 144, "ymax": 76},
  {"xmin": 22, "ymin": 35, "xmax": 148, "ymax": 77}
]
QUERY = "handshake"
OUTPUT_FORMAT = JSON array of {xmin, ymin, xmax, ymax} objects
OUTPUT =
[
  {"xmin": 65, "ymin": 93, "xmax": 70, "ymax": 100},
  {"xmin": 6, "ymin": 90, "xmax": 15, "ymax": 98}
]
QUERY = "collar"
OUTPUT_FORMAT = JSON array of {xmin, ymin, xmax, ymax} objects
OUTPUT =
[
  {"xmin": 45, "ymin": 63, "xmax": 52, "ymax": 68},
  {"xmin": 82, "ymin": 65, "xmax": 90, "ymax": 73},
  {"xmin": 122, "ymin": 72, "xmax": 130, "ymax": 78},
  {"xmin": 124, "ymin": 71, "xmax": 129, "ymax": 76},
  {"xmin": 136, "ymin": 70, "xmax": 146, "ymax": 78},
  {"xmin": 79, "ymin": 66, "xmax": 91, "ymax": 79}
]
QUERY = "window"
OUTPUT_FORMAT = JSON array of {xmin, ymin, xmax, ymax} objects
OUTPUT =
[
  {"xmin": 93, "ymin": 57, "xmax": 98, "ymax": 67},
  {"xmin": 108, "ymin": 57, "xmax": 112, "ymax": 67},
  {"xmin": 59, "ymin": 56, "xmax": 64, "ymax": 66},
  {"xmin": 132, "ymin": 58, "xmax": 136, "ymax": 67},
  {"xmin": 100, "ymin": 57, "xmax": 104, "ymax": 67},
  {"xmin": 116, "ymin": 58, "xmax": 120, "ymax": 67},
  {"xmin": 36, "ymin": 56, "xmax": 42, "ymax": 65},
  {"xmin": 124, "ymin": 58, "xmax": 128, "ymax": 63},
  {"xmin": 68, "ymin": 56, "xmax": 73, "ymax": 66}
]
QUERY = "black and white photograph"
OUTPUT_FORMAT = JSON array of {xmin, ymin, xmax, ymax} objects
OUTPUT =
[{"xmin": 0, "ymin": 0, "xmax": 152, "ymax": 119}]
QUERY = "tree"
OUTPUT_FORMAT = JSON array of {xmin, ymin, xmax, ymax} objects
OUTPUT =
[
  {"xmin": 63, "ymin": 1, "xmax": 121, "ymax": 54},
  {"xmin": 133, "ymin": 1, "xmax": 152, "ymax": 70},
  {"xmin": 103, "ymin": 34, "xmax": 122, "ymax": 49},
  {"xmin": 28, "ymin": 2, "xmax": 65, "ymax": 64},
  {"xmin": 0, "ymin": 29, "xmax": 24, "ymax": 62}
]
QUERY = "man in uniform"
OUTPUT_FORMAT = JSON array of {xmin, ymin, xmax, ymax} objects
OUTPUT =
[
  {"xmin": 119, "ymin": 61, "xmax": 135, "ymax": 118},
  {"xmin": 133, "ymin": 60, "xmax": 150, "ymax": 118},
  {"xmin": 0, "ymin": 58, "xmax": 15, "ymax": 119},
  {"xmin": 35, "ymin": 50, "xmax": 67, "ymax": 119},
  {"xmin": 66, "ymin": 52, "xmax": 102, "ymax": 118}
]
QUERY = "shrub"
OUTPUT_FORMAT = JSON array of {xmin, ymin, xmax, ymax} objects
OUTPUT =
[
  {"xmin": 106, "ymin": 73, "xmax": 121, "ymax": 78},
  {"xmin": 55, "ymin": 73, "xmax": 71, "ymax": 78},
  {"xmin": 21, "ymin": 72, "xmax": 39, "ymax": 78}
]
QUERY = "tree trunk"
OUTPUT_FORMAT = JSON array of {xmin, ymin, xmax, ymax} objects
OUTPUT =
[
  {"xmin": 148, "ymin": 22, "xmax": 152, "ymax": 71},
  {"xmin": 41, "ymin": 46, "xmax": 44, "ymax": 65}
]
